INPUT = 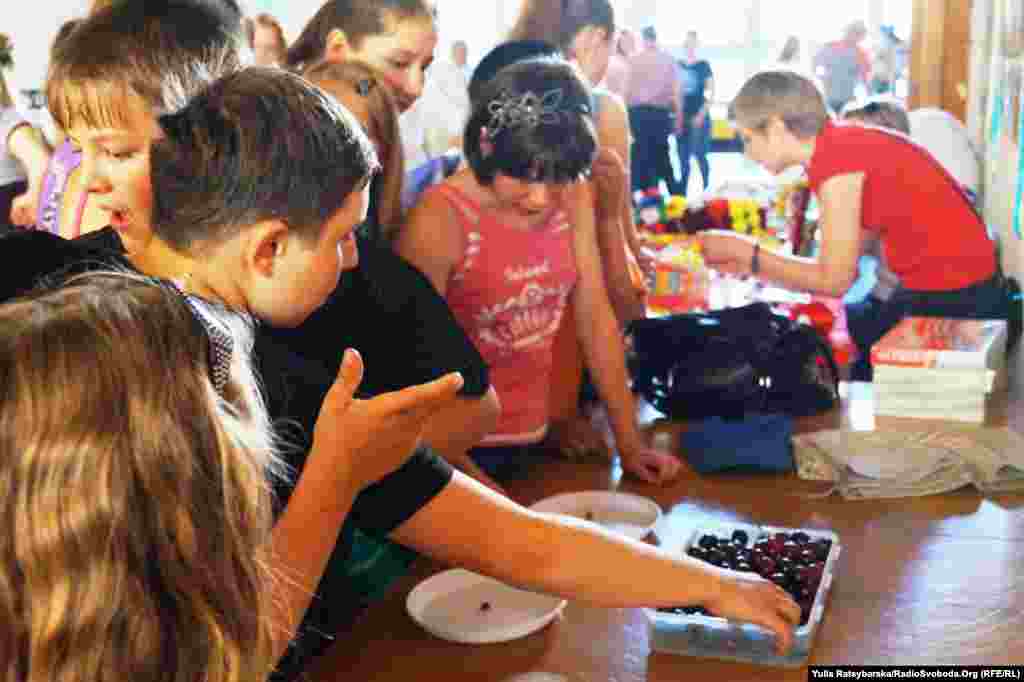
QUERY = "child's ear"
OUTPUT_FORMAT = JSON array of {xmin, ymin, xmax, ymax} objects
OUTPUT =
[
  {"xmin": 246, "ymin": 219, "xmax": 291, "ymax": 279},
  {"xmin": 324, "ymin": 28, "xmax": 352, "ymax": 64}
]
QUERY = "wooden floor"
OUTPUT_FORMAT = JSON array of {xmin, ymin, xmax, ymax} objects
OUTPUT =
[{"xmin": 305, "ymin": 350, "xmax": 1024, "ymax": 681}]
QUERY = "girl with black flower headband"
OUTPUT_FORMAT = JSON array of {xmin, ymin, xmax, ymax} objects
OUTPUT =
[{"xmin": 399, "ymin": 55, "xmax": 678, "ymax": 485}]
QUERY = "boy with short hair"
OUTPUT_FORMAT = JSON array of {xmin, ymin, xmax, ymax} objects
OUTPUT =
[
  {"xmin": 700, "ymin": 70, "xmax": 1007, "ymax": 381},
  {"xmin": 5, "ymin": 2, "xmax": 482, "ymax": 678}
]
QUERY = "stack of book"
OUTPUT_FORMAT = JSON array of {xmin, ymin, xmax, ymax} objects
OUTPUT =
[{"xmin": 870, "ymin": 317, "xmax": 1009, "ymax": 423}]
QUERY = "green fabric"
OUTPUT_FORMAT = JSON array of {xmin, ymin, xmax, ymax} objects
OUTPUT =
[{"xmin": 343, "ymin": 528, "xmax": 419, "ymax": 602}]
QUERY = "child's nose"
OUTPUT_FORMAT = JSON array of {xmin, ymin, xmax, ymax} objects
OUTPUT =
[
  {"xmin": 82, "ymin": 157, "xmax": 111, "ymax": 195},
  {"xmin": 401, "ymin": 70, "xmax": 425, "ymax": 102}
]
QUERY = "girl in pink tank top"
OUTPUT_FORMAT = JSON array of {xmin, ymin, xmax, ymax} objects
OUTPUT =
[{"xmin": 397, "ymin": 56, "xmax": 682, "ymax": 486}]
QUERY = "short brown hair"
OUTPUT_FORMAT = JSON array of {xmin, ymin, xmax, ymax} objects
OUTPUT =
[
  {"xmin": 508, "ymin": 0, "xmax": 614, "ymax": 51},
  {"xmin": 730, "ymin": 70, "xmax": 829, "ymax": 139},
  {"xmin": 150, "ymin": 67, "xmax": 378, "ymax": 250},
  {"xmin": 46, "ymin": 0, "xmax": 246, "ymax": 131},
  {"xmin": 842, "ymin": 98, "xmax": 910, "ymax": 135}
]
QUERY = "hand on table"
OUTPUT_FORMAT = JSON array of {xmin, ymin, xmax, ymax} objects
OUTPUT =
[
  {"xmin": 312, "ymin": 348, "xmax": 465, "ymax": 493},
  {"xmin": 697, "ymin": 230, "xmax": 757, "ymax": 277},
  {"xmin": 703, "ymin": 569, "xmax": 801, "ymax": 655},
  {"xmin": 620, "ymin": 442, "xmax": 685, "ymax": 485}
]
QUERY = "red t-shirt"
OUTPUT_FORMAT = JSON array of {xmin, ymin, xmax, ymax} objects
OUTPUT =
[{"xmin": 807, "ymin": 119, "xmax": 996, "ymax": 291}]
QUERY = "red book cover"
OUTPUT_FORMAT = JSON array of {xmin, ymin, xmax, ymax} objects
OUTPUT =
[{"xmin": 870, "ymin": 317, "xmax": 1008, "ymax": 369}]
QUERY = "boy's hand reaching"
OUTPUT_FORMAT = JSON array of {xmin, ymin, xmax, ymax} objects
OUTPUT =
[
  {"xmin": 702, "ymin": 569, "xmax": 802, "ymax": 655},
  {"xmin": 312, "ymin": 348, "xmax": 464, "ymax": 494}
]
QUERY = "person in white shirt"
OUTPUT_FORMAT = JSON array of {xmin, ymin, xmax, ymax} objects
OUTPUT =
[{"xmin": 400, "ymin": 40, "xmax": 470, "ymax": 171}]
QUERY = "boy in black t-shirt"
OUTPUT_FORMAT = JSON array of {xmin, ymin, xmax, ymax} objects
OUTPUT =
[{"xmin": 4, "ymin": 6, "xmax": 808, "ymax": 676}]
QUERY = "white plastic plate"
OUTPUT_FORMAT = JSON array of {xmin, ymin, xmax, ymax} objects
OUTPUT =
[
  {"xmin": 529, "ymin": 490, "xmax": 662, "ymax": 540},
  {"xmin": 406, "ymin": 569, "xmax": 566, "ymax": 644}
]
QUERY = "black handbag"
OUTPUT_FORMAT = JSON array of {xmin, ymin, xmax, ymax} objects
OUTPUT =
[{"xmin": 627, "ymin": 302, "xmax": 839, "ymax": 420}]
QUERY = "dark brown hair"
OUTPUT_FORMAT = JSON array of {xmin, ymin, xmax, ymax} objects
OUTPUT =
[
  {"xmin": 285, "ymin": 0, "xmax": 435, "ymax": 70},
  {"xmin": 842, "ymin": 99, "xmax": 911, "ymax": 135},
  {"xmin": 464, "ymin": 56, "xmax": 597, "ymax": 186},
  {"xmin": 151, "ymin": 67, "xmax": 378, "ymax": 250},
  {"xmin": 508, "ymin": 0, "xmax": 614, "ymax": 51}
]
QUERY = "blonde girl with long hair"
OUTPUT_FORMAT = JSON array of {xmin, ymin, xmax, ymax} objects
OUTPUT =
[{"xmin": 0, "ymin": 271, "xmax": 283, "ymax": 682}]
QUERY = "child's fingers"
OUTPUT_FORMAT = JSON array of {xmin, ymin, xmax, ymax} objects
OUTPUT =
[{"xmin": 379, "ymin": 372, "xmax": 464, "ymax": 417}]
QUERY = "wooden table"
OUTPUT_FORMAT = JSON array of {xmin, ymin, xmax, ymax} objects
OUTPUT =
[{"xmin": 308, "ymin": 352, "xmax": 1024, "ymax": 681}]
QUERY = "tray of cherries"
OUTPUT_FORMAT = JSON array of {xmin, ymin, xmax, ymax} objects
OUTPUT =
[{"xmin": 645, "ymin": 522, "xmax": 840, "ymax": 667}]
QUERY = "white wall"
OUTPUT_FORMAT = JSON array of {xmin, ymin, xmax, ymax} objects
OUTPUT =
[{"xmin": 5, "ymin": 1, "xmax": 90, "ymax": 101}]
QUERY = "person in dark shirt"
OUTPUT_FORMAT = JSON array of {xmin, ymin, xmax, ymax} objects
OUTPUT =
[
  {"xmin": 8, "ymin": 5, "xmax": 801, "ymax": 678},
  {"xmin": 676, "ymin": 30, "xmax": 715, "ymax": 195}
]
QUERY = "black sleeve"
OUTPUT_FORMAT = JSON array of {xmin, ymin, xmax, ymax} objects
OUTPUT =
[
  {"xmin": 265, "ymin": 235, "xmax": 490, "ymax": 400},
  {"xmin": 347, "ymin": 445, "xmax": 454, "ymax": 534},
  {"xmin": 355, "ymin": 238, "xmax": 490, "ymax": 397},
  {"xmin": 253, "ymin": 328, "xmax": 454, "ymax": 535},
  {"xmin": 0, "ymin": 230, "xmax": 127, "ymax": 302}
]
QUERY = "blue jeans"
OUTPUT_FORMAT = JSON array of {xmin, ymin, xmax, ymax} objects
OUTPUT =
[
  {"xmin": 677, "ymin": 113, "xmax": 711, "ymax": 195},
  {"xmin": 844, "ymin": 273, "xmax": 1011, "ymax": 381}
]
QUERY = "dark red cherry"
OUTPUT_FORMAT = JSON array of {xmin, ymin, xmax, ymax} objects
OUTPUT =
[
  {"xmin": 697, "ymin": 534, "xmax": 719, "ymax": 550},
  {"xmin": 804, "ymin": 562, "xmax": 825, "ymax": 583},
  {"xmin": 687, "ymin": 546, "xmax": 708, "ymax": 561},
  {"xmin": 782, "ymin": 541, "xmax": 804, "ymax": 561},
  {"xmin": 754, "ymin": 555, "xmax": 777, "ymax": 575},
  {"xmin": 798, "ymin": 598, "xmax": 815, "ymax": 625},
  {"xmin": 790, "ymin": 531, "xmax": 811, "ymax": 545},
  {"xmin": 718, "ymin": 543, "xmax": 738, "ymax": 561}
]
